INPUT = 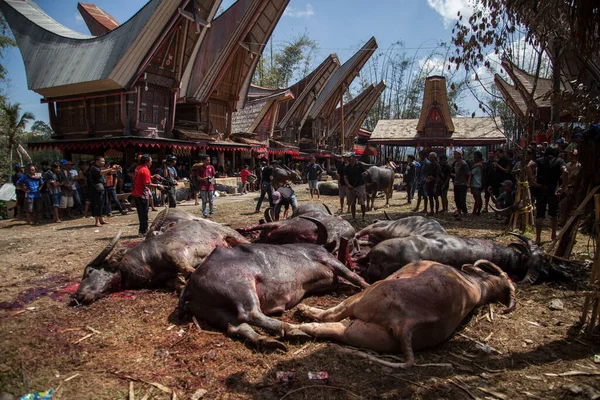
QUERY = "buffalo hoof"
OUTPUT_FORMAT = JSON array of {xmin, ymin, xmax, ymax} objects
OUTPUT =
[
  {"xmin": 258, "ymin": 337, "xmax": 288, "ymax": 352},
  {"xmin": 284, "ymin": 327, "xmax": 311, "ymax": 339},
  {"xmin": 296, "ymin": 304, "xmax": 319, "ymax": 321}
]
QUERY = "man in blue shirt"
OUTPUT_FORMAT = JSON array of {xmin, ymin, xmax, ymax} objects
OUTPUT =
[{"xmin": 17, "ymin": 164, "xmax": 44, "ymax": 225}]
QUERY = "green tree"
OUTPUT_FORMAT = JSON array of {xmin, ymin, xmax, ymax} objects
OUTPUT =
[
  {"xmin": 0, "ymin": 102, "xmax": 35, "ymax": 174},
  {"xmin": 253, "ymin": 32, "xmax": 318, "ymax": 88},
  {"xmin": 0, "ymin": 15, "xmax": 16, "ymax": 83}
]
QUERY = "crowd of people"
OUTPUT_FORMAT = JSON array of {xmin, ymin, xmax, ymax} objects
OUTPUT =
[{"xmin": 401, "ymin": 134, "xmax": 582, "ymax": 244}]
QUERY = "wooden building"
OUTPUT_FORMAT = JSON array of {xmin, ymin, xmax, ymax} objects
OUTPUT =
[
  {"xmin": 1, "ymin": 0, "xmax": 287, "ymax": 166},
  {"xmin": 370, "ymin": 76, "xmax": 505, "ymax": 160}
]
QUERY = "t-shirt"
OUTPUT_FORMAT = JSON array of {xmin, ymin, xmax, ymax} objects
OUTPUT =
[
  {"xmin": 306, "ymin": 163, "xmax": 323, "ymax": 180},
  {"xmin": 453, "ymin": 160, "xmax": 470, "ymax": 187},
  {"xmin": 496, "ymin": 156, "xmax": 511, "ymax": 184},
  {"xmin": 345, "ymin": 162, "xmax": 365, "ymax": 187},
  {"xmin": 261, "ymin": 165, "xmax": 274, "ymax": 183},
  {"xmin": 404, "ymin": 162, "xmax": 417, "ymax": 183},
  {"xmin": 240, "ymin": 169, "xmax": 251, "ymax": 183},
  {"xmin": 12, "ymin": 172, "xmax": 25, "ymax": 194},
  {"xmin": 69, "ymin": 169, "xmax": 79, "ymax": 190},
  {"xmin": 197, "ymin": 164, "xmax": 216, "ymax": 191},
  {"xmin": 534, "ymin": 156, "xmax": 566, "ymax": 195},
  {"xmin": 439, "ymin": 164, "xmax": 452, "ymax": 188},
  {"xmin": 44, "ymin": 170, "xmax": 61, "ymax": 195},
  {"xmin": 416, "ymin": 158, "xmax": 429, "ymax": 184},
  {"xmin": 276, "ymin": 186, "xmax": 295, "ymax": 206},
  {"xmin": 158, "ymin": 166, "xmax": 178, "ymax": 180},
  {"xmin": 58, "ymin": 168, "xmax": 74, "ymax": 194},
  {"xmin": 471, "ymin": 164, "xmax": 483, "ymax": 188},
  {"xmin": 337, "ymin": 163, "xmax": 348, "ymax": 186},
  {"xmin": 426, "ymin": 161, "xmax": 441, "ymax": 184},
  {"xmin": 89, "ymin": 165, "xmax": 106, "ymax": 188},
  {"xmin": 132, "ymin": 165, "xmax": 151, "ymax": 198},
  {"xmin": 17, "ymin": 174, "xmax": 43, "ymax": 199}
]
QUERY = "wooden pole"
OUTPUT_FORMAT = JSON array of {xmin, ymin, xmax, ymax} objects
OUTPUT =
[
  {"xmin": 340, "ymin": 86, "xmax": 345, "ymax": 154},
  {"xmin": 580, "ymin": 194, "xmax": 600, "ymax": 334}
]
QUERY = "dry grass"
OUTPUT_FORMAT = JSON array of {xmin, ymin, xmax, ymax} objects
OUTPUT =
[{"xmin": 0, "ymin": 185, "xmax": 599, "ymax": 399}]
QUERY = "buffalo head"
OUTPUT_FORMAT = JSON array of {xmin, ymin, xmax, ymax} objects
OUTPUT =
[
  {"xmin": 73, "ymin": 231, "xmax": 123, "ymax": 305},
  {"xmin": 508, "ymin": 233, "xmax": 551, "ymax": 285},
  {"xmin": 461, "ymin": 259, "xmax": 516, "ymax": 313}
]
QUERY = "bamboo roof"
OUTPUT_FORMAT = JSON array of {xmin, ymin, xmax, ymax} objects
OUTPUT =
[
  {"xmin": 494, "ymin": 73, "xmax": 527, "ymax": 118},
  {"xmin": 416, "ymin": 76, "xmax": 455, "ymax": 133},
  {"xmin": 231, "ymin": 86, "xmax": 293, "ymax": 134},
  {"xmin": 501, "ymin": 58, "xmax": 558, "ymax": 109},
  {"xmin": 77, "ymin": 2, "xmax": 119, "ymax": 36},
  {"xmin": 370, "ymin": 117, "xmax": 505, "ymax": 145},
  {"xmin": 329, "ymin": 80, "xmax": 386, "ymax": 139},
  {"xmin": 0, "ymin": 0, "xmax": 220, "ymax": 98},
  {"xmin": 309, "ymin": 37, "xmax": 378, "ymax": 120},
  {"xmin": 277, "ymin": 54, "xmax": 341, "ymax": 130},
  {"xmin": 184, "ymin": 0, "xmax": 289, "ymax": 110}
]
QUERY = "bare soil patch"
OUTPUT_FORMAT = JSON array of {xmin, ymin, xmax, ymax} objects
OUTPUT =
[{"xmin": 0, "ymin": 186, "xmax": 598, "ymax": 399}]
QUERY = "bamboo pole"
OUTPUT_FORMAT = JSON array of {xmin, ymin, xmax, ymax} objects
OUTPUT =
[{"xmin": 580, "ymin": 194, "xmax": 600, "ymax": 333}]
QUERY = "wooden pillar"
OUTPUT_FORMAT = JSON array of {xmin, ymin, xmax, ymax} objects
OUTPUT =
[
  {"xmin": 251, "ymin": 156, "xmax": 255, "ymax": 169},
  {"xmin": 124, "ymin": 147, "xmax": 135, "ymax": 168},
  {"xmin": 232, "ymin": 150, "xmax": 236, "ymax": 171},
  {"xmin": 340, "ymin": 86, "xmax": 345, "ymax": 153},
  {"xmin": 217, "ymin": 151, "xmax": 225, "ymax": 169}
]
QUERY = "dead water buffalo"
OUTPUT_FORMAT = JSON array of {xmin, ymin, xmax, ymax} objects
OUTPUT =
[
  {"xmin": 356, "ymin": 214, "xmax": 446, "ymax": 245},
  {"xmin": 74, "ymin": 220, "xmax": 248, "ymax": 304},
  {"xmin": 318, "ymin": 181, "xmax": 339, "ymax": 196},
  {"xmin": 294, "ymin": 259, "xmax": 515, "ymax": 368},
  {"xmin": 363, "ymin": 233, "xmax": 563, "ymax": 284},
  {"xmin": 146, "ymin": 208, "xmax": 198, "ymax": 237},
  {"xmin": 291, "ymin": 203, "xmax": 332, "ymax": 217},
  {"xmin": 240, "ymin": 213, "xmax": 357, "ymax": 254},
  {"xmin": 178, "ymin": 243, "xmax": 369, "ymax": 350},
  {"xmin": 363, "ymin": 166, "xmax": 394, "ymax": 210}
]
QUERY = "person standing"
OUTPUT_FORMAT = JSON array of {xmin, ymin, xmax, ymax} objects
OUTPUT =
[
  {"xmin": 58, "ymin": 160, "xmax": 75, "ymax": 219},
  {"xmin": 159, "ymin": 155, "xmax": 179, "ymax": 208},
  {"xmin": 424, "ymin": 152, "xmax": 441, "ymax": 216},
  {"xmin": 12, "ymin": 164, "xmax": 25, "ymax": 219},
  {"xmin": 438, "ymin": 154, "xmax": 451, "ymax": 212},
  {"xmin": 528, "ymin": 145, "xmax": 568, "ymax": 245},
  {"xmin": 493, "ymin": 148, "xmax": 511, "ymax": 196},
  {"xmin": 306, "ymin": 157, "xmax": 324, "ymax": 200},
  {"xmin": 452, "ymin": 149, "xmax": 470, "ymax": 219},
  {"xmin": 45, "ymin": 163, "xmax": 62, "ymax": 223},
  {"xmin": 255, "ymin": 159, "xmax": 274, "ymax": 213},
  {"xmin": 403, "ymin": 155, "xmax": 417, "ymax": 205},
  {"xmin": 469, "ymin": 151, "xmax": 484, "ymax": 216},
  {"xmin": 89, "ymin": 156, "xmax": 121, "ymax": 227},
  {"xmin": 337, "ymin": 155, "xmax": 350, "ymax": 214},
  {"xmin": 105, "ymin": 162, "xmax": 126, "ymax": 216},
  {"xmin": 196, "ymin": 155, "xmax": 216, "ymax": 218},
  {"xmin": 413, "ymin": 151, "xmax": 429, "ymax": 213},
  {"xmin": 17, "ymin": 164, "xmax": 44, "ymax": 225},
  {"xmin": 240, "ymin": 165, "xmax": 255, "ymax": 194},
  {"xmin": 39, "ymin": 161, "xmax": 53, "ymax": 220},
  {"xmin": 132, "ymin": 155, "xmax": 163, "ymax": 236},
  {"xmin": 482, "ymin": 151, "xmax": 497, "ymax": 212},
  {"xmin": 343, "ymin": 152, "xmax": 367, "ymax": 221}
]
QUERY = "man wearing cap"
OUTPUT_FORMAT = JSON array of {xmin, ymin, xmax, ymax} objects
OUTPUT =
[
  {"xmin": 528, "ymin": 145, "xmax": 568, "ymax": 245},
  {"xmin": 343, "ymin": 152, "xmax": 367, "ymax": 220},
  {"xmin": 196, "ymin": 155, "xmax": 216, "ymax": 218},
  {"xmin": 488, "ymin": 180, "xmax": 515, "ymax": 221},
  {"xmin": 566, "ymin": 130, "xmax": 582, "ymax": 153},
  {"xmin": 271, "ymin": 185, "xmax": 298, "ymax": 221},
  {"xmin": 11, "ymin": 164, "xmax": 25, "ymax": 219},
  {"xmin": 255, "ymin": 159, "xmax": 275, "ymax": 213},
  {"xmin": 17, "ymin": 164, "xmax": 44, "ymax": 225}
]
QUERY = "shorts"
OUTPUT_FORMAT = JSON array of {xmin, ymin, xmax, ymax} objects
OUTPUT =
[
  {"xmin": 536, "ymin": 194, "xmax": 559, "ymax": 219},
  {"xmin": 24, "ymin": 197, "xmax": 42, "ymax": 213},
  {"xmin": 16, "ymin": 191, "xmax": 25, "ymax": 207},
  {"xmin": 425, "ymin": 181, "xmax": 436, "ymax": 197},
  {"xmin": 308, "ymin": 180, "xmax": 319, "ymax": 190},
  {"xmin": 60, "ymin": 194, "xmax": 74, "ymax": 209},
  {"xmin": 417, "ymin": 183, "xmax": 427, "ymax": 198},
  {"xmin": 51, "ymin": 193, "xmax": 61, "ymax": 207},
  {"xmin": 471, "ymin": 187, "xmax": 483, "ymax": 196},
  {"xmin": 339, "ymin": 184, "xmax": 348, "ymax": 200},
  {"xmin": 347, "ymin": 185, "xmax": 366, "ymax": 206},
  {"xmin": 437, "ymin": 184, "xmax": 449, "ymax": 197}
]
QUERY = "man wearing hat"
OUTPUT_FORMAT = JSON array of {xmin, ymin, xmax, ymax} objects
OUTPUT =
[
  {"xmin": 488, "ymin": 179, "xmax": 515, "ymax": 219},
  {"xmin": 343, "ymin": 152, "xmax": 367, "ymax": 220},
  {"xmin": 58, "ymin": 159, "xmax": 75, "ymax": 218},
  {"xmin": 528, "ymin": 145, "xmax": 568, "ymax": 245},
  {"xmin": 255, "ymin": 159, "xmax": 275, "ymax": 213},
  {"xmin": 271, "ymin": 185, "xmax": 298, "ymax": 221},
  {"xmin": 11, "ymin": 164, "xmax": 25, "ymax": 219}
]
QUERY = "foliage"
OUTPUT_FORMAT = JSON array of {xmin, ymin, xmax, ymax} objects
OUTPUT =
[
  {"xmin": 0, "ymin": 15, "xmax": 16, "ymax": 83},
  {"xmin": 253, "ymin": 32, "xmax": 318, "ymax": 88},
  {"xmin": 0, "ymin": 102, "xmax": 35, "ymax": 176}
]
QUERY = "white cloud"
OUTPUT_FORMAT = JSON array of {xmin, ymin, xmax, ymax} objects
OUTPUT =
[
  {"xmin": 427, "ymin": 0, "xmax": 474, "ymax": 28},
  {"xmin": 75, "ymin": 13, "xmax": 84, "ymax": 25},
  {"xmin": 283, "ymin": 4, "xmax": 314, "ymax": 18},
  {"xmin": 419, "ymin": 57, "xmax": 447, "ymax": 76}
]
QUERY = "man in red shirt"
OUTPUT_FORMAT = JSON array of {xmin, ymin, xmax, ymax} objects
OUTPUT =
[
  {"xmin": 132, "ymin": 154, "xmax": 164, "ymax": 236},
  {"xmin": 196, "ymin": 155, "xmax": 216, "ymax": 217},
  {"xmin": 239, "ymin": 164, "xmax": 255, "ymax": 194}
]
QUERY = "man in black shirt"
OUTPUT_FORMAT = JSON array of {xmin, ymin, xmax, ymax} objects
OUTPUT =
[
  {"xmin": 337, "ymin": 155, "xmax": 349, "ymax": 214},
  {"xmin": 343, "ymin": 153, "xmax": 366, "ymax": 220},
  {"xmin": 493, "ymin": 148, "xmax": 511, "ymax": 196},
  {"xmin": 255, "ymin": 159, "xmax": 275, "ymax": 213},
  {"xmin": 528, "ymin": 145, "xmax": 568, "ymax": 245}
]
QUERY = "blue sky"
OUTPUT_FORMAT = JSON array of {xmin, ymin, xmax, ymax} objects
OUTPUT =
[{"xmin": 2, "ymin": 0, "xmax": 478, "ymax": 124}]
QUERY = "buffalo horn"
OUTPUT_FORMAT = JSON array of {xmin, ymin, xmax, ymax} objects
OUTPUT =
[
  {"xmin": 474, "ymin": 259, "xmax": 504, "ymax": 277},
  {"xmin": 88, "ymin": 230, "xmax": 122, "ymax": 266},
  {"xmin": 508, "ymin": 233, "xmax": 543, "ymax": 285},
  {"xmin": 338, "ymin": 236, "xmax": 350, "ymax": 264},
  {"xmin": 299, "ymin": 216, "xmax": 328, "ymax": 245},
  {"xmin": 283, "ymin": 164, "xmax": 293, "ymax": 172},
  {"xmin": 489, "ymin": 203, "xmax": 510, "ymax": 214},
  {"xmin": 264, "ymin": 207, "xmax": 274, "ymax": 223},
  {"xmin": 383, "ymin": 210, "xmax": 393, "ymax": 221},
  {"xmin": 508, "ymin": 233, "xmax": 533, "ymax": 255},
  {"xmin": 322, "ymin": 203, "xmax": 333, "ymax": 216}
]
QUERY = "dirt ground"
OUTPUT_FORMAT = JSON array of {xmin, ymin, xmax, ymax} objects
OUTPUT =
[{"xmin": 0, "ymin": 185, "xmax": 599, "ymax": 399}]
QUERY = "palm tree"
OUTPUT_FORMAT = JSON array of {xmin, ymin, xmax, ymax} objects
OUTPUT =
[{"xmin": 0, "ymin": 101, "xmax": 34, "ymax": 168}]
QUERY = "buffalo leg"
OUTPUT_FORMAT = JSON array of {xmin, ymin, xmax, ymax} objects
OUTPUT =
[
  {"xmin": 319, "ymin": 257, "xmax": 369, "ymax": 289},
  {"xmin": 166, "ymin": 251, "xmax": 196, "ymax": 278},
  {"xmin": 297, "ymin": 293, "xmax": 364, "ymax": 322},
  {"xmin": 228, "ymin": 323, "xmax": 287, "ymax": 351}
]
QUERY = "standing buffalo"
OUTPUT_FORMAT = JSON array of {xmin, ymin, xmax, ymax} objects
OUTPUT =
[
  {"xmin": 363, "ymin": 232, "xmax": 561, "ymax": 284},
  {"xmin": 178, "ymin": 243, "xmax": 369, "ymax": 350},
  {"xmin": 363, "ymin": 166, "xmax": 394, "ymax": 210},
  {"xmin": 356, "ymin": 215, "xmax": 447, "ymax": 245},
  {"xmin": 294, "ymin": 260, "xmax": 516, "ymax": 368},
  {"xmin": 272, "ymin": 165, "xmax": 302, "ymax": 189},
  {"xmin": 74, "ymin": 219, "xmax": 248, "ymax": 304}
]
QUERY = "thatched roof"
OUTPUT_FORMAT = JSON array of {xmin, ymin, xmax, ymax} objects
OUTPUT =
[
  {"xmin": 416, "ymin": 76, "xmax": 455, "ymax": 133},
  {"xmin": 370, "ymin": 117, "xmax": 505, "ymax": 145},
  {"xmin": 231, "ymin": 87, "xmax": 293, "ymax": 134}
]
